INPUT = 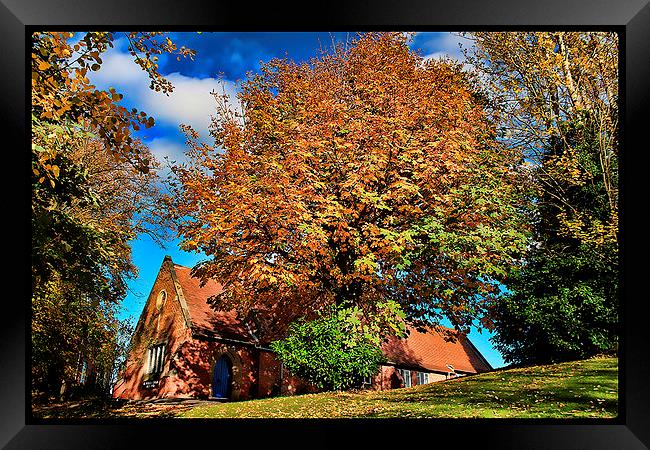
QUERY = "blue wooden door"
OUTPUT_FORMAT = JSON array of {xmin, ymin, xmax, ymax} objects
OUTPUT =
[{"xmin": 212, "ymin": 356, "xmax": 232, "ymax": 398}]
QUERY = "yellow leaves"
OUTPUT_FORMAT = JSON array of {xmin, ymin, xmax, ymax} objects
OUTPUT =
[
  {"xmin": 556, "ymin": 210, "xmax": 617, "ymax": 248},
  {"xmin": 31, "ymin": 32, "xmax": 195, "ymax": 178},
  {"xmin": 37, "ymin": 59, "xmax": 51, "ymax": 71},
  {"xmin": 57, "ymin": 102, "xmax": 72, "ymax": 115},
  {"xmin": 181, "ymin": 239, "xmax": 199, "ymax": 251},
  {"xmin": 545, "ymin": 151, "xmax": 590, "ymax": 187}
]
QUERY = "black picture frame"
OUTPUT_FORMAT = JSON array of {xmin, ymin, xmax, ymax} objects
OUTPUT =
[{"xmin": 4, "ymin": 0, "xmax": 648, "ymax": 447}]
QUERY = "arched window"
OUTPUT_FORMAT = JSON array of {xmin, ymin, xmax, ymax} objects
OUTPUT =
[{"xmin": 156, "ymin": 290, "xmax": 167, "ymax": 310}]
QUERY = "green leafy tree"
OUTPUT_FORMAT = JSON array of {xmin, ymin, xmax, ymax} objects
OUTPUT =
[
  {"xmin": 463, "ymin": 32, "xmax": 619, "ymax": 365},
  {"xmin": 270, "ymin": 301, "xmax": 406, "ymax": 391},
  {"xmin": 489, "ymin": 116, "xmax": 618, "ymax": 364}
]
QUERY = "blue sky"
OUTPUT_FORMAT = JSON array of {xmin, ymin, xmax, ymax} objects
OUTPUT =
[{"xmin": 89, "ymin": 31, "xmax": 505, "ymax": 368}]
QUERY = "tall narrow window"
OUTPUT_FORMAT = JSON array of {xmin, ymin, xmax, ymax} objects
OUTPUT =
[
  {"xmin": 79, "ymin": 360, "xmax": 88, "ymax": 384},
  {"xmin": 403, "ymin": 370, "xmax": 411, "ymax": 387},
  {"xmin": 147, "ymin": 346, "xmax": 153, "ymax": 373},
  {"xmin": 147, "ymin": 343, "xmax": 166, "ymax": 375}
]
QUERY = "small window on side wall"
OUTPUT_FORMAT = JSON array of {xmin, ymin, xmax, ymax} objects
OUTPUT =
[{"xmin": 397, "ymin": 368, "xmax": 412, "ymax": 388}]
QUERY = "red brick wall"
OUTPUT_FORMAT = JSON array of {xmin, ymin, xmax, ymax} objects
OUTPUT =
[
  {"xmin": 111, "ymin": 259, "xmax": 262, "ymax": 400},
  {"xmin": 257, "ymin": 350, "xmax": 281, "ymax": 397},
  {"xmin": 257, "ymin": 350, "xmax": 317, "ymax": 397},
  {"xmin": 113, "ymin": 259, "xmax": 192, "ymax": 400},
  {"xmin": 168, "ymin": 339, "xmax": 258, "ymax": 399},
  {"xmin": 116, "ymin": 322, "xmax": 311, "ymax": 401},
  {"xmin": 375, "ymin": 365, "xmax": 402, "ymax": 390}
]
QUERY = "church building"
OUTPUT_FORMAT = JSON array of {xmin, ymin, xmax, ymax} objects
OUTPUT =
[{"xmin": 113, "ymin": 256, "xmax": 492, "ymax": 401}]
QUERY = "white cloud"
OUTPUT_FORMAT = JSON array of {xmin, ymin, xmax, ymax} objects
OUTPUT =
[
  {"xmin": 90, "ymin": 50, "xmax": 147, "ymax": 85},
  {"xmin": 421, "ymin": 32, "xmax": 473, "ymax": 63},
  {"xmin": 89, "ymin": 44, "xmax": 240, "ymax": 139},
  {"xmin": 141, "ymin": 72, "xmax": 238, "ymax": 137}
]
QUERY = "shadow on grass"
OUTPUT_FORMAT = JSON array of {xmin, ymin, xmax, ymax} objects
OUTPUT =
[
  {"xmin": 31, "ymin": 397, "xmax": 201, "ymax": 419},
  {"xmin": 32, "ymin": 397, "xmax": 129, "ymax": 419}
]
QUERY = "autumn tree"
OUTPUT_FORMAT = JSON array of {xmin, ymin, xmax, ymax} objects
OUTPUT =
[
  {"xmin": 31, "ymin": 32, "xmax": 194, "ymax": 398},
  {"xmin": 168, "ymin": 32, "xmax": 528, "ymax": 340},
  {"xmin": 464, "ymin": 32, "xmax": 619, "ymax": 363},
  {"xmin": 465, "ymin": 32, "xmax": 618, "ymax": 253}
]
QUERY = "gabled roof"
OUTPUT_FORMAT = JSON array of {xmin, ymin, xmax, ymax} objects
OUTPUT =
[
  {"xmin": 381, "ymin": 326, "xmax": 492, "ymax": 374},
  {"xmin": 169, "ymin": 261, "xmax": 255, "ymax": 343},
  {"xmin": 167, "ymin": 258, "xmax": 491, "ymax": 373}
]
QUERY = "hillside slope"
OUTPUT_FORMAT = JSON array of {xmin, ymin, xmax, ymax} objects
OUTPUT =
[{"xmin": 182, "ymin": 356, "xmax": 617, "ymax": 419}]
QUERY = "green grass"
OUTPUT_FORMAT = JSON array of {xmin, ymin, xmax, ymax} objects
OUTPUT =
[{"xmin": 181, "ymin": 356, "xmax": 618, "ymax": 419}]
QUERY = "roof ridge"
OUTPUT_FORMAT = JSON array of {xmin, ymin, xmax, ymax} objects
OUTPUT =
[
  {"xmin": 406, "ymin": 323, "xmax": 460, "ymax": 333},
  {"xmin": 166, "ymin": 258, "xmax": 194, "ymax": 330}
]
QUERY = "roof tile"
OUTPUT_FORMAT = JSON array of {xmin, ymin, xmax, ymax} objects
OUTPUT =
[{"xmin": 172, "ymin": 264, "xmax": 253, "ymax": 342}]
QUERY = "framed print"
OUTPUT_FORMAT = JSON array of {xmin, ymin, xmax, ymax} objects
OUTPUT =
[{"xmin": 4, "ymin": 0, "xmax": 649, "ymax": 447}]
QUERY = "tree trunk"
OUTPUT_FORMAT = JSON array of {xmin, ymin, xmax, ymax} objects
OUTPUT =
[{"xmin": 556, "ymin": 33, "xmax": 584, "ymax": 111}]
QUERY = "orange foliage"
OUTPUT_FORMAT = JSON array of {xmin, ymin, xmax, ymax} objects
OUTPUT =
[{"xmin": 168, "ymin": 33, "xmax": 527, "ymax": 335}]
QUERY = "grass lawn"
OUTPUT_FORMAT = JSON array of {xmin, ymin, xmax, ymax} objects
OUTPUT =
[
  {"xmin": 181, "ymin": 356, "xmax": 618, "ymax": 419},
  {"xmin": 32, "ymin": 356, "xmax": 617, "ymax": 419}
]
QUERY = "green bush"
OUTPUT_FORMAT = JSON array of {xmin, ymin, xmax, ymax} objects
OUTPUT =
[{"xmin": 270, "ymin": 301, "xmax": 405, "ymax": 391}]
